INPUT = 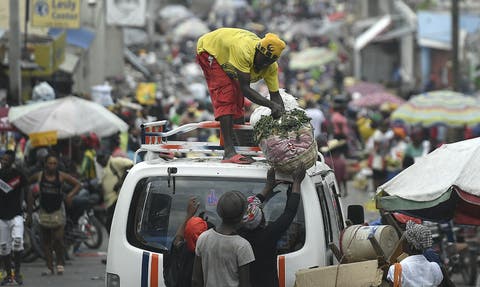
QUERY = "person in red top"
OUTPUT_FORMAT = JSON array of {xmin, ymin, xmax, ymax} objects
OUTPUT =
[
  {"xmin": 321, "ymin": 140, "xmax": 348, "ymax": 196},
  {"xmin": 330, "ymin": 100, "xmax": 350, "ymax": 140},
  {"xmin": 164, "ymin": 197, "xmax": 208, "ymax": 287}
]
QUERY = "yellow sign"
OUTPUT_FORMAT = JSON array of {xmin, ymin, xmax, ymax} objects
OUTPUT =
[
  {"xmin": 30, "ymin": 131, "xmax": 58, "ymax": 147},
  {"xmin": 136, "ymin": 83, "xmax": 157, "ymax": 106},
  {"xmin": 18, "ymin": 31, "xmax": 66, "ymax": 77},
  {"xmin": 31, "ymin": 0, "xmax": 80, "ymax": 29}
]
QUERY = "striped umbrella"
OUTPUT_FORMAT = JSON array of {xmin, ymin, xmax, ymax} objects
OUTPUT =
[
  {"xmin": 391, "ymin": 90, "xmax": 480, "ymax": 127},
  {"xmin": 350, "ymin": 92, "xmax": 405, "ymax": 108}
]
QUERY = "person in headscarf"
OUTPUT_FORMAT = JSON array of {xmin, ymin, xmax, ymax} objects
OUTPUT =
[
  {"xmin": 196, "ymin": 28, "xmax": 287, "ymax": 164},
  {"xmin": 387, "ymin": 221, "xmax": 443, "ymax": 287},
  {"xmin": 164, "ymin": 197, "xmax": 209, "ymax": 287},
  {"xmin": 239, "ymin": 165, "xmax": 306, "ymax": 287}
]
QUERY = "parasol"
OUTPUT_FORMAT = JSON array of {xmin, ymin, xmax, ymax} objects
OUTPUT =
[
  {"xmin": 288, "ymin": 47, "xmax": 337, "ymax": 71},
  {"xmin": 391, "ymin": 90, "xmax": 480, "ymax": 127},
  {"xmin": 350, "ymin": 92, "xmax": 405, "ymax": 109},
  {"xmin": 345, "ymin": 81, "xmax": 385, "ymax": 96},
  {"xmin": 8, "ymin": 96, "xmax": 128, "ymax": 139},
  {"xmin": 376, "ymin": 137, "xmax": 480, "ymax": 225}
]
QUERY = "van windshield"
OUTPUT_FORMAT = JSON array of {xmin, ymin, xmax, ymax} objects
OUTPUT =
[{"xmin": 127, "ymin": 176, "xmax": 305, "ymax": 254}]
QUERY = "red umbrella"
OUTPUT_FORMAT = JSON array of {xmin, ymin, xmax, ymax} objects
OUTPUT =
[
  {"xmin": 350, "ymin": 92, "xmax": 405, "ymax": 109},
  {"xmin": 0, "ymin": 107, "xmax": 15, "ymax": 132},
  {"xmin": 346, "ymin": 81, "xmax": 385, "ymax": 96}
]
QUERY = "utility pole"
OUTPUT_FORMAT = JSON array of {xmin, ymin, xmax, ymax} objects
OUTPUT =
[
  {"xmin": 8, "ymin": 0, "xmax": 22, "ymax": 105},
  {"xmin": 451, "ymin": 0, "xmax": 459, "ymax": 91}
]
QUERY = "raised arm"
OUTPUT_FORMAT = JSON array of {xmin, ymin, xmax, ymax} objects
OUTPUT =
[
  {"xmin": 266, "ymin": 164, "xmax": 306, "ymax": 237},
  {"xmin": 236, "ymin": 70, "xmax": 283, "ymax": 118},
  {"xmin": 259, "ymin": 168, "xmax": 276, "ymax": 201},
  {"xmin": 173, "ymin": 197, "xmax": 199, "ymax": 247}
]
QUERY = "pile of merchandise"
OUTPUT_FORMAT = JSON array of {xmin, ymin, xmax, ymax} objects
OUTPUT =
[{"xmin": 251, "ymin": 90, "xmax": 317, "ymax": 173}]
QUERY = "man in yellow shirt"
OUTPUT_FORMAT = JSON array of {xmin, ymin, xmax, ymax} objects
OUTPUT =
[
  {"xmin": 96, "ymin": 150, "xmax": 133, "ymax": 233},
  {"xmin": 197, "ymin": 28, "xmax": 286, "ymax": 164}
]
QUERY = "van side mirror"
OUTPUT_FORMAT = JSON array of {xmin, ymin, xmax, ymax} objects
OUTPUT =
[{"xmin": 347, "ymin": 205, "xmax": 365, "ymax": 225}]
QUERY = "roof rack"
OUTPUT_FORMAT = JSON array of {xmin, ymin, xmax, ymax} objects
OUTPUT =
[{"xmin": 134, "ymin": 120, "xmax": 263, "ymax": 164}]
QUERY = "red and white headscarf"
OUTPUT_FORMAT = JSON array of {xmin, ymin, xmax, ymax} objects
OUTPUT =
[{"xmin": 242, "ymin": 196, "xmax": 263, "ymax": 230}]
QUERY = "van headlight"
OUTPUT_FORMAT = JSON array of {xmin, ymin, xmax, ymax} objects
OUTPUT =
[{"xmin": 106, "ymin": 273, "xmax": 120, "ymax": 287}]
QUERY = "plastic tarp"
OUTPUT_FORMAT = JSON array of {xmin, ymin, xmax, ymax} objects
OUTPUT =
[
  {"xmin": 49, "ymin": 27, "xmax": 95, "ymax": 50},
  {"xmin": 376, "ymin": 137, "xmax": 480, "ymax": 224}
]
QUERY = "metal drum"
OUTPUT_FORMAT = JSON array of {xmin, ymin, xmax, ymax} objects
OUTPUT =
[{"xmin": 340, "ymin": 225, "xmax": 399, "ymax": 262}]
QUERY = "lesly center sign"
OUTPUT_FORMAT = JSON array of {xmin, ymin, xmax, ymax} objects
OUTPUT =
[{"xmin": 31, "ymin": 0, "xmax": 80, "ymax": 29}]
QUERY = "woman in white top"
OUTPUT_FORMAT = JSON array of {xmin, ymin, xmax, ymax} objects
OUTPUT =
[{"xmin": 387, "ymin": 221, "xmax": 444, "ymax": 287}]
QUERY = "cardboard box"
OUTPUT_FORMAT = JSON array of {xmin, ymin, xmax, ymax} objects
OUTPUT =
[{"xmin": 295, "ymin": 260, "xmax": 383, "ymax": 287}]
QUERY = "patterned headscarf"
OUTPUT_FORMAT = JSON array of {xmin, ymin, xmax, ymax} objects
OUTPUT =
[
  {"xmin": 405, "ymin": 220, "xmax": 433, "ymax": 251},
  {"xmin": 256, "ymin": 33, "xmax": 286, "ymax": 60},
  {"xmin": 242, "ymin": 196, "xmax": 263, "ymax": 230}
]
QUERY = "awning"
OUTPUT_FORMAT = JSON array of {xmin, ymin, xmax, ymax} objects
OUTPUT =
[
  {"xmin": 59, "ymin": 52, "xmax": 80, "ymax": 74},
  {"xmin": 374, "ymin": 26, "xmax": 415, "ymax": 42},
  {"xmin": 48, "ymin": 27, "xmax": 95, "ymax": 50},
  {"xmin": 417, "ymin": 11, "xmax": 480, "ymax": 49},
  {"xmin": 354, "ymin": 15, "xmax": 392, "ymax": 51}
]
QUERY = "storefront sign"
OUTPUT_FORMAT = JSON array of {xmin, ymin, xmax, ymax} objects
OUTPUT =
[{"xmin": 31, "ymin": 0, "xmax": 80, "ymax": 28}]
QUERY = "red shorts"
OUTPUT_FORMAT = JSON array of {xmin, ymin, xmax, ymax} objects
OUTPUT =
[{"xmin": 196, "ymin": 52, "xmax": 244, "ymax": 120}]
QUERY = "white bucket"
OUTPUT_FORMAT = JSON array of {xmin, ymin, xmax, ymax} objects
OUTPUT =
[{"xmin": 340, "ymin": 225, "xmax": 399, "ymax": 262}]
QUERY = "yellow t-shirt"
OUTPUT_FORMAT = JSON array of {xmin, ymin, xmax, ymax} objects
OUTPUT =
[
  {"xmin": 102, "ymin": 157, "xmax": 133, "ymax": 208},
  {"xmin": 197, "ymin": 28, "xmax": 280, "ymax": 92}
]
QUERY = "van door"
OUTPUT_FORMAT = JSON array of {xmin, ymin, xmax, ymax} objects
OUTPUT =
[{"xmin": 315, "ymin": 180, "xmax": 344, "ymax": 265}]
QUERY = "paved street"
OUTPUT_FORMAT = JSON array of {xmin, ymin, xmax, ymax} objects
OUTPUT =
[
  {"xmin": 20, "ymin": 251, "xmax": 106, "ymax": 287},
  {"xmin": 19, "ymin": 225, "xmax": 108, "ymax": 287}
]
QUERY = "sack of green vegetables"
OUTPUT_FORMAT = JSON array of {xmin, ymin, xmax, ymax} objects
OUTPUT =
[{"xmin": 251, "ymin": 90, "xmax": 317, "ymax": 173}]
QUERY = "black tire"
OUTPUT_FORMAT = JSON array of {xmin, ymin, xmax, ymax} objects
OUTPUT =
[
  {"xmin": 460, "ymin": 249, "xmax": 478, "ymax": 286},
  {"xmin": 31, "ymin": 221, "xmax": 45, "ymax": 259},
  {"xmin": 22, "ymin": 228, "xmax": 39, "ymax": 263},
  {"xmin": 83, "ymin": 216, "xmax": 103, "ymax": 249}
]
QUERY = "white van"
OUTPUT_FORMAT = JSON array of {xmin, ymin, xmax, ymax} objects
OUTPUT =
[{"xmin": 106, "ymin": 121, "xmax": 361, "ymax": 287}]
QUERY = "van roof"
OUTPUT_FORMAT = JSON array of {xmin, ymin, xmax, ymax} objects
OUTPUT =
[
  {"xmin": 133, "ymin": 120, "xmax": 330, "ymax": 176},
  {"xmin": 135, "ymin": 120, "xmax": 263, "ymax": 164},
  {"xmin": 134, "ymin": 156, "xmax": 273, "ymax": 171}
]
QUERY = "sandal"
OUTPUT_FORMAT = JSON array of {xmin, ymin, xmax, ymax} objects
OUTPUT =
[
  {"xmin": 41, "ymin": 269, "xmax": 54, "ymax": 276},
  {"xmin": 56, "ymin": 265, "xmax": 64, "ymax": 275},
  {"xmin": 221, "ymin": 154, "xmax": 255, "ymax": 164}
]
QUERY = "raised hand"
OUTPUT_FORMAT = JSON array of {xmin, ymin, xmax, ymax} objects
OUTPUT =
[{"xmin": 187, "ymin": 197, "xmax": 200, "ymax": 218}]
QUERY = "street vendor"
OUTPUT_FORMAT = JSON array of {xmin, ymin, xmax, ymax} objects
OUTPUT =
[
  {"xmin": 387, "ymin": 221, "xmax": 443, "ymax": 287},
  {"xmin": 196, "ymin": 28, "xmax": 286, "ymax": 164}
]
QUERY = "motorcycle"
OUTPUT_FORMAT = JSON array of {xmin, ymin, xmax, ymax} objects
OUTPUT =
[
  {"xmin": 23, "ymin": 180, "xmax": 105, "ymax": 262},
  {"xmin": 426, "ymin": 221, "xmax": 478, "ymax": 286}
]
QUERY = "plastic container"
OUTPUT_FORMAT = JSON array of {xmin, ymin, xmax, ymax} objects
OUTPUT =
[
  {"xmin": 340, "ymin": 225, "xmax": 399, "ymax": 262},
  {"xmin": 91, "ymin": 83, "xmax": 113, "ymax": 107}
]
